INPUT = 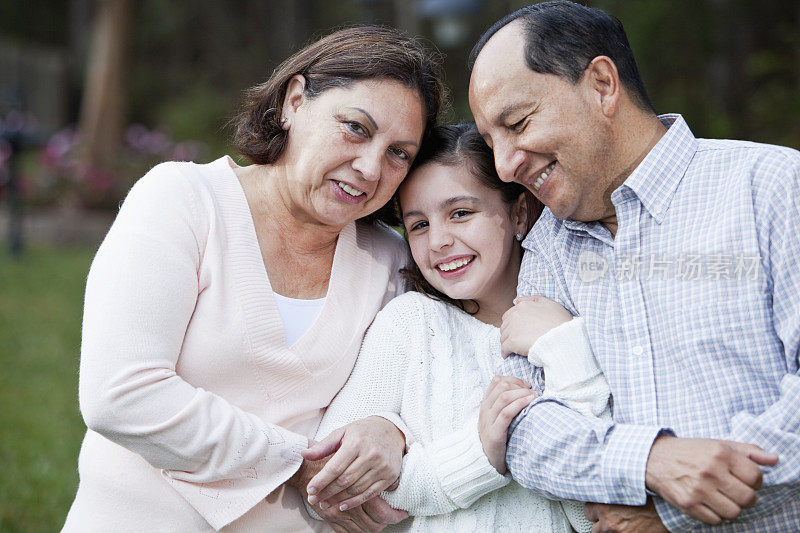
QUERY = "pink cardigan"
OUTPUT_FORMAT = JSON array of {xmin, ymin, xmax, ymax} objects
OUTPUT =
[{"xmin": 64, "ymin": 156, "xmax": 408, "ymax": 531}]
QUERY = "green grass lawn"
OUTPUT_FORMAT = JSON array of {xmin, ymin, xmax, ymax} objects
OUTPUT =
[{"xmin": 0, "ymin": 246, "xmax": 94, "ymax": 532}]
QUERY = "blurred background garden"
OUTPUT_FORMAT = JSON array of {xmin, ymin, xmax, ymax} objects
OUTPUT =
[{"xmin": 1, "ymin": 0, "xmax": 799, "ymax": 530}]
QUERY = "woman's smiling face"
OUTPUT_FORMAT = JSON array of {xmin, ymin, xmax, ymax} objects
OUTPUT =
[
  {"xmin": 400, "ymin": 161, "xmax": 525, "ymax": 311},
  {"xmin": 278, "ymin": 77, "xmax": 426, "ymax": 229}
]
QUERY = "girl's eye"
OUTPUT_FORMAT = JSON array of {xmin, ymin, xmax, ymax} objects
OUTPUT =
[
  {"xmin": 388, "ymin": 147, "xmax": 410, "ymax": 161},
  {"xmin": 408, "ymin": 220, "xmax": 428, "ymax": 232},
  {"xmin": 452, "ymin": 210, "xmax": 472, "ymax": 219},
  {"xmin": 346, "ymin": 121, "xmax": 368, "ymax": 136}
]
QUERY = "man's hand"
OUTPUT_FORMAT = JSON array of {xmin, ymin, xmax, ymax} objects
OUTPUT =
[
  {"xmin": 302, "ymin": 416, "xmax": 406, "ymax": 512},
  {"xmin": 500, "ymin": 295, "xmax": 573, "ymax": 358},
  {"xmin": 288, "ymin": 451, "xmax": 407, "ymax": 532},
  {"xmin": 645, "ymin": 436, "xmax": 779, "ymax": 525},
  {"xmin": 584, "ymin": 499, "xmax": 668, "ymax": 532}
]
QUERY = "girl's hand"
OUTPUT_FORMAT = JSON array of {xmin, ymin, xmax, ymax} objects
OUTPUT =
[
  {"xmin": 478, "ymin": 376, "xmax": 538, "ymax": 474},
  {"xmin": 302, "ymin": 416, "xmax": 406, "ymax": 512},
  {"xmin": 500, "ymin": 295, "xmax": 573, "ymax": 359}
]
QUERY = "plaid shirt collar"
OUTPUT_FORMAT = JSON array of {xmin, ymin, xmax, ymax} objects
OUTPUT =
[{"xmin": 561, "ymin": 114, "xmax": 698, "ymax": 237}]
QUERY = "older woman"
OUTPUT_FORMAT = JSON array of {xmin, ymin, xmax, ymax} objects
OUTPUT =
[{"xmin": 63, "ymin": 26, "xmax": 444, "ymax": 532}]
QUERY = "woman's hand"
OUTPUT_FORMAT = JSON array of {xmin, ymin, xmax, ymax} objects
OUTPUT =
[
  {"xmin": 301, "ymin": 416, "xmax": 406, "ymax": 512},
  {"xmin": 288, "ymin": 452, "xmax": 407, "ymax": 532},
  {"xmin": 500, "ymin": 295, "xmax": 573, "ymax": 358},
  {"xmin": 478, "ymin": 376, "xmax": 538, "ymax": 474}
]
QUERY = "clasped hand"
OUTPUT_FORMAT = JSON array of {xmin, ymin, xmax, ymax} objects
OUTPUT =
[{"xmin": 291, "ymin": 416, "xmax": 407, "ymax": 532}]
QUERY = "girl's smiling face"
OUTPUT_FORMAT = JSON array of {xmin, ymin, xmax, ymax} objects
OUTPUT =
[{"xmin": 400, "ymin": 161, "xmax": 528, "ymax": 323}]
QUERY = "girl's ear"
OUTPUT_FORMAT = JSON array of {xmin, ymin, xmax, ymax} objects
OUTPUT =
[{"xmin": 512, "ymin": 192, "xmax": 528, "ymax": 238}]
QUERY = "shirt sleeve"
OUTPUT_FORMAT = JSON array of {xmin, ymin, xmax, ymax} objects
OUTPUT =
[
  {"xmin": 654, "ymin": 147, "xmax": 800, "ymax": 532},
  {"xmin": 506, "ymin": 232, "xmax": 668, "ymax": 506},
  {"xmin": 499, "ymin": 354, "xmax": 665, "ymax": 506},
  {"xmin": 78, "ymin": 165, "xmax": 307, "ymax": 531}
]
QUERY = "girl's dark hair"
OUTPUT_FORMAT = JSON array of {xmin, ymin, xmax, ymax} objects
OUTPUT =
[{"xmin": 399, "ymin": 123, "xmax": 543, "ymax": 314}]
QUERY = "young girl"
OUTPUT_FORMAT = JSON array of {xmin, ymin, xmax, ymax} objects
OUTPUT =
[{"xmin": 308, "ymin": 124, "xmax": 609, "ymax": 532}]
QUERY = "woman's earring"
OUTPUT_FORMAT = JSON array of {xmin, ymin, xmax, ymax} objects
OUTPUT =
[{"xmin": 515, "ymin": 233, "xmax": 524, "ymax": 242}]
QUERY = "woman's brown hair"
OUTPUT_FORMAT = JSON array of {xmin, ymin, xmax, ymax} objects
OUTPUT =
[
  {"xmin": 399, "ymin": 123, "xmax": 543, "ymax": 314},
  {"xmin": 233, "ymin": 25, "xmax": 444, "ymax": 166}
]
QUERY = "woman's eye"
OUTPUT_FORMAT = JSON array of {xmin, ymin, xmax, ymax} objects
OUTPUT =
[
  {"xmin": 346, "ymin": 121, "xmax": 368, "ymax": 136},
  {"xmin": 388, "ymin": 147, "xmax": 410, "ymax": 161}
]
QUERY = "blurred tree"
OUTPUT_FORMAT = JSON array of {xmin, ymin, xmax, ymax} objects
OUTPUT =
[{"xmin": 77, "ymin": 0, "xmax": 132, "ymax": 172}]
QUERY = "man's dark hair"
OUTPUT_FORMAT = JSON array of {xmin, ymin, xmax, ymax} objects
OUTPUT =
[{"xmin": 469, "ymin": 1, "xmax": 655, "ymax": 113}]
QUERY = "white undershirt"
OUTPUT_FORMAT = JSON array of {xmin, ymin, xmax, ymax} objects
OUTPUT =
[{"xmin": 272, "ymin": 293, "xmax": 326, "ymax": 347}]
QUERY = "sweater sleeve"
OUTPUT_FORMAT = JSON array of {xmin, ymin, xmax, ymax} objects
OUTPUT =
[
  {"xmin": 528, "ymin": 317, "xmax": 611, "ymax": 420},
  {"xmin": 381, "ymin": 414, "xmax": 509, "ymax": 516},
  {"xmin": 78, "ymin": 164, "xmax": 307, "ymax": 530}
]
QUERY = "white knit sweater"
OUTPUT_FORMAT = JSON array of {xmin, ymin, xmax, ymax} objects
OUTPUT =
[{"xmin": 314, "ymin": 291, "xmax": 610, "ymax": 532}]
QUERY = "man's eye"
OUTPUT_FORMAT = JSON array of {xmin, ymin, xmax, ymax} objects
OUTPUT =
[{"xmin": 512, "ymin": 118, "xmax": 526, "ymax": 132}]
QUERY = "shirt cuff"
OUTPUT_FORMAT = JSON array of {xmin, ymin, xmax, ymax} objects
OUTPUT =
[
  {"xmin": 601, "ymin": 425, "xmax": 669, "ymax": 505},
  {"xmin": 429, "ymin": 418, "xmax": 509, "ymax": 508}
]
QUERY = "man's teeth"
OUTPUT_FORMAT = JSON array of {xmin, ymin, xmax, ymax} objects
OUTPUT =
[
  {"xmin": 533, "ymin": 162, "xmax": 556, "ymax": 191},
  {"xmin": 338, "ymin": 182, "xmax": 364, "ymax": 197},
  {"xmin": 438, "ymin": 257, "xmax": 472, "ymax": 272}
]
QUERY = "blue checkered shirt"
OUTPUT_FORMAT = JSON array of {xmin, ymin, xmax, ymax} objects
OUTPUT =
[{"xmin": 499, "ymin": 115, "xmax": 800, "ymax": 531}]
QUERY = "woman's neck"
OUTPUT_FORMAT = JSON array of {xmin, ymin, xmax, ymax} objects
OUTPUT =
[{"xmin": 239, "ymin": 164, "xmax": 342, "ymax": 255}]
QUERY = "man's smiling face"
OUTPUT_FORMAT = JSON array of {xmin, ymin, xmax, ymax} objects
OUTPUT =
[{"xmin": 469, "ymin": 21, "xmax": 614, "ymax": 223}]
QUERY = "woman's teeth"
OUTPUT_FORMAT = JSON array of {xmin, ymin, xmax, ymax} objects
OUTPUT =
[
  {"xmin": 437, "ymin": 257, "xmax": 472, "ymax": 272},
  {"xmin": 533, "ymin": 162, "xmax": 556, "ymax": 191},
  {"xmin": 338, "ymin": 182, "xmax": 364, "ymax": 197}
]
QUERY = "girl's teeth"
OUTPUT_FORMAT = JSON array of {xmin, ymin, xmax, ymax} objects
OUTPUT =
[
  {"xmin": 338, "ymin": 182, "xmax": 364, "ymax": 197},
  {"xmin": 438, "ymin": 257, "xmax": 472, "ymax": 272}
]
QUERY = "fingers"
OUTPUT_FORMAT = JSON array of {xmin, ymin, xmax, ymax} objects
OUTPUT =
[
  {"xmin": 686, "ymin": 503, "xmax": 723, "ymax": 526},
  {"xmin": 337, "ymin": 479, "xmax": 389, "ymax": 511},
  {"xmin": 362, "ymin": 496, "xmax": 408, "ymax": 525},
  {"xmin": 307, "ymin": 444, "xmax": 359, "ymax": 504},
  {"xmin": 725, "ymin": 441, "xmax": 779, "ymax": 467},
  {"xmin": 312, "ymin": 455, "xmax": 368, "ymax": 507},
  {"xmin": 584, "ymin": 502, "xmax": 599, "ymax": 522},
  {"xmin": 303, "ymin": 429, "xmax": 344, "ymax": 461}
]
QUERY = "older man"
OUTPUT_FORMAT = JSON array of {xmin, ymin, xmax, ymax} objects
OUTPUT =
[{"xmin": 468, "ymin": 2, "xmax": 800, "ymax": 531}]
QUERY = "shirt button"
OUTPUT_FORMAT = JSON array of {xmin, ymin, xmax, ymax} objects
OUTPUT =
[{"xmin": 632, "ymin": 345, "xmax": 644, "ymax": 356}]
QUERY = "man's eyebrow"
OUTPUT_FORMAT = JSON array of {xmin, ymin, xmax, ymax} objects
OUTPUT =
[
  {"xmin": 496, "ymin": 102, "xmax": 528, "ymax": 124},
  {"xmin": 347, "ymin": 107, "xmax": 378, "ymax": 130}
]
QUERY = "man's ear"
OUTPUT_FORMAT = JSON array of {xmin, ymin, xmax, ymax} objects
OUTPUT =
[
  {"xmin": 281, "ymin": 74, "xmax": 307, "ymax": 126},
  {"xmin": 584, "ymin": 56, "xmax": 620, "ymax": 117}
]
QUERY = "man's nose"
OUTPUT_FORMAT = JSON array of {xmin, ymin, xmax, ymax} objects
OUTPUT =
[{"xmin": 493, "ymin": 141, "xmax": 525, "ymax": 184}]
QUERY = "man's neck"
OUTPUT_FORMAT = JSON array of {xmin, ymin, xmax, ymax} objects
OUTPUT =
[{"xmin": 601, "ymin": 111, "xmax": 668, "ymax": 238}]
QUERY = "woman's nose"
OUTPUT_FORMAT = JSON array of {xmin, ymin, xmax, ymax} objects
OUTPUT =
[{"xmin": 351, "ymin": 146, "xmax": 382, "ymax": 182}]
